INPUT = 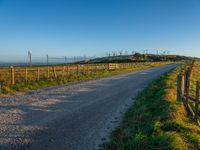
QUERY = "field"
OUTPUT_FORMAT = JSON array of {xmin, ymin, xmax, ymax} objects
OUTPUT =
[
  {"xmin": 176, "ymin": 61, "xmax": 200, "ymax": 124},
  {"xmin": 0, "ymin": 62, "xmax": 171, "ymax": 94},
  {"xmin": 102, "ymin": 61, "xmax": 200, "ymax": 150},
  {"xmin": 190, "ymin": 61, "xmax": 200, "ymax": 97}
]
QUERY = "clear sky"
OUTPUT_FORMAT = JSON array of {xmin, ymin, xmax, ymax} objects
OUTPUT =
[{"xmin": 0, "ymin": 0, "xmax": 200, "ymax": 61}]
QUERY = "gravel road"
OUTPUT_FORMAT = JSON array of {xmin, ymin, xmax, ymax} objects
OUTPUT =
[{"xmin": 0, "ymin": 64, "xmax": 177, "ymax": 150}]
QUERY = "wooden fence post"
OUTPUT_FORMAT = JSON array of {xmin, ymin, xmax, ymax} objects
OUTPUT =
[
  {"xmin": 25, "ymin": 67, "xmax": 28, "ymax": 82},
  {"xmin": 53, "ymin": 66, "xmax": 57, "ymax": 78},
  {"xmin": 177, "ymin": 74, "xmax": 183, "ymax": 101},
  {"xmin": 87, "ymin": 64, "xmax": 89, "ymax": 74},
  {"xmin": 176, "ymin": 62, "xmax": 200, "ymax": 125},
  {"xmin": 195, "ymin": 81, "xmax": 200, "ymax": 121},
  {"xmin": 67, "ymin": 65, "xmax": 69, "ymax": 74},
  {"xmin": 184, "ymin": 74, "xmax": 187, "ymax": 94},
  {"xmin": 107, "ymin": 64, "xmax": 109, "ymax": 71},
  {"xmin": 185, "ymin": 69, "xmax": 190, "ymax": 104},
  {"xmin": 37, "ymin": 67, "xmax": 40, "ymax": 81},
  {"xmin": 77, "ymin": 65, "xmax": 79, "ymax": 75},
  {"xmin": 10, "ymin": 66, "xmax": 15, "ymax": 85},
  {"xmin": 47, "ymin": 66, "xmax": 50, "ymax": 78},
  {"xmin": 181, "ymin": 75, "xmax": 185, "ymax": 96}
]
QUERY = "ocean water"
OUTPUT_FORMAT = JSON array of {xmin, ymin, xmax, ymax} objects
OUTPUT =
[{"xmin": 0, "ymin": 62, "xmax": 65, "ymax": 67}]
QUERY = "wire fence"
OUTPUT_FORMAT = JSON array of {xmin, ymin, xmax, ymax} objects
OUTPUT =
[
  {"xmin": 0, "ymin": 55, "xmax": 96, "ymax": 67},
  {"xmin": 0, "ymin": 62, "xmax": 166, "ymax": 87},
  {"xmin": 177, "ymin": 61, "xmax": 200, "ymax": 126}
]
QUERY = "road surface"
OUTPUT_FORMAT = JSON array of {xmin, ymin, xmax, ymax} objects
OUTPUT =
[{"xmin": 0, "ymin": 64, "xmax": 177, "ymax": 150}]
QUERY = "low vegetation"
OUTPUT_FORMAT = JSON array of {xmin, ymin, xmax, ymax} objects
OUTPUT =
[
  {"xmin": 190, "ymin": 61, "xmax": 200, "ymax": 97},
  {"xmin": 102, "ymin": 61, "xmax": 200, "ymax": 150},
  {"xmin": 0, "ymin": 62, "xmax": 171, "ymax": 95},
  {"xmin": 86, "ymin": 53, "xmax": 195, "ymax": 64}
]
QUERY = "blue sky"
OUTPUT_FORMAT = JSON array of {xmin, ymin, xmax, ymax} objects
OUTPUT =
[{"xmin": 0, "ymin": 0, "xmax": 200, "ymax": 61}]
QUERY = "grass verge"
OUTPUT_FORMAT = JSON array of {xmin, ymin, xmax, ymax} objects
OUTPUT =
[
  {"xmin": 101, "ymin": 63, "xmax": 200, "ymax": 150},
  {"xmin": 0, "ymin": 62, "xmax": 171, "ymax": 95}
]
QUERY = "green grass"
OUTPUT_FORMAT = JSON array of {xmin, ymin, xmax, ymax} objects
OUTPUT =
[
  {"xmin": 0, "ymin": 62, "xmax": 171, "ymax": 95},
  {"xmin": 190, "ymin": 61, "xmax": 200, "ymax": 97},
  {"xmin": 186, "ymin": 61, "xmax": 200, "ymax": 123},
  {"xmin": 101, "ymin": 63, "xmax": 200, "ymax": 150}
]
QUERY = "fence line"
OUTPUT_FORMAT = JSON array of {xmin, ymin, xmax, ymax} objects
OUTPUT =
[
  {"xmin": 177, "ymin": 62, "xmax": 200, "ymax": 126},
  {"xmin": 0, "ymin": 62, "xmax": 163, "ymax": 87}
]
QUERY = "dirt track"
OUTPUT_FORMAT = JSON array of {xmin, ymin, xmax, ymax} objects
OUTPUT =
[{"xmin": 0, "ymin": 64, "xmax": 177, "ymax": 150}]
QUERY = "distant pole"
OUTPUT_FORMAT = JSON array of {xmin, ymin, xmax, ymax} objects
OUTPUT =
[
  {"xmin": 46, "ymin": 54, "xmax": 49, "ymax": 65},
  {"xmin": 10, "ymin": 66, "xmax": 15, "ymax": 85},
  {"xmin": 112, "ymin": 52, "xmax": 115, "ymax": 56},
  {"xmin": 28, "ymin": 51, "xmax": 32, "ymax": 66},
  {"xmin": 84, "ymin": 55, "xmax": 86, "ymax": 62},
  {"xmin": 65, "ymin": 56, "xmax": 67, "ymax": 63}
]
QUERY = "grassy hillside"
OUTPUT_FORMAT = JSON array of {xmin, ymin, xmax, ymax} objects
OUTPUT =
[
  {"xmin": 102, "ymin": 62, "xmax": 200, "ymax": 150},
  {"xmin": 81, "ymin": 54, "xmax": 195, "ymax": 64}
]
